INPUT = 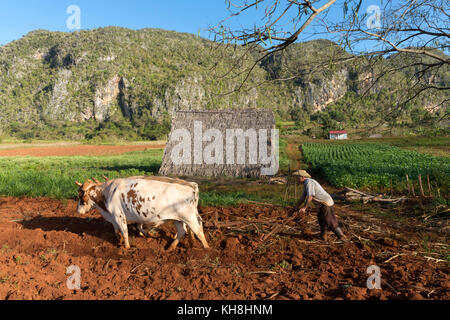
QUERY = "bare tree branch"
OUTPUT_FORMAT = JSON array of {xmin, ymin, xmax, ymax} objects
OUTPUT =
[{"xmin": 207, "ymin": 0, "xmax": 449, "ymax": 130}]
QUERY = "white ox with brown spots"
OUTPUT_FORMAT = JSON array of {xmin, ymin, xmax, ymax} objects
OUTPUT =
[{"xmin": 75, "ymin": 176, "xmax": 210, "ymax": 251}]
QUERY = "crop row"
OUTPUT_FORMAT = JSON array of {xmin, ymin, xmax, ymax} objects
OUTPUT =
[{"xmin": 302, "ymin": 143, "xmax": 450, "ymax": 190}]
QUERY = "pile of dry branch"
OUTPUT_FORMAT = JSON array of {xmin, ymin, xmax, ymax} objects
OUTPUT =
[
  {"xmin": 202, "ymin": 207, "xmax": 307, "ymax": 242},
  {"xmin": 332, "ymin": 188, "xmax": 408, "ymax": 205}
]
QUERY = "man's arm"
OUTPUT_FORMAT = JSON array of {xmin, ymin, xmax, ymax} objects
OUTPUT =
[
  {"xmin": 294, "ymin": 192, "xmax": 306, "ymax": 211},
  {"xmin": 299, "ymin": 196, "xmax": 313, "ymax": 214}
]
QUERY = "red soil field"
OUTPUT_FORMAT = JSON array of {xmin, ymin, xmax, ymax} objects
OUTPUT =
[
  {"xmin": 0, "ymin": 197, "xmax": 448, "ymax": 300},
  {"xmin": 0, "ymin": 144, "xmax": 165, "ymax": 157}
]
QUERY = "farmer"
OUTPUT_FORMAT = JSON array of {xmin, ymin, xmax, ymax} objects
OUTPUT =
[{"xmin": 293, "ymin": 170, "xmax": 346, "ymax": 241}]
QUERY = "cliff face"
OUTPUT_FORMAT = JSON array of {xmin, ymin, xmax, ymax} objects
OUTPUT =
[
  {"xmin": 293, "ymin": 68, "xmax": 350, "ymax": 112},
  {"xmin": 0, "ymin": 27, "xmax": 274, "ymax": 129},
  {"xmin": 0, "ymin": 27, "xmax": 447, "ymax": 133}
]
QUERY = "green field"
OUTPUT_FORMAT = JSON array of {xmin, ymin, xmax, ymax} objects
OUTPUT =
[
  {"xmin": 0, "ymin": 148, "xmax": 291, "ymax": 206},
  {"xmin": 0, "ymin": 136, "xmax": 448, "ymax": 205},
  {"xmin": 0, "ymin": 149, "xmax": 163, "ymax": 199},
  {"xmin": 302, "ymin": 142, "xmax": 450, "ymax": 192}
]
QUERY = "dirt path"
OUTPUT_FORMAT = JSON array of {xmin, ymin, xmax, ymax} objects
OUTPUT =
[
  {"xmin": 0, "ymin": 143, "xmax": 165, "ymax": 157},
  {"xmin": 0, "ymin": 197, "xmax": 447, "ymax": 300},
  {"xmin": 285, "ymin": 143, "xmax": 302, "ymax": 171}
]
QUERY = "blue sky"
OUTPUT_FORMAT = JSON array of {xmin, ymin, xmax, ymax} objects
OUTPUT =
[
  {"xmin": 0, "ymin": 0, "xmax": 384, "ymax": 47},
  {"xmin": 0, "ymin": 0, "xmax": 234, "ymax": 45}
]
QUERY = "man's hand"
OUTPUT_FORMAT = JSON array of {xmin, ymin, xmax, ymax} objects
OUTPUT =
[{"xmin": 299, "ymin": 207, "xmax": 307, "ymax": 214}]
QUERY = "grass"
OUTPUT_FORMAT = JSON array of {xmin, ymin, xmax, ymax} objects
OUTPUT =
[
  {"xmin": 278, "ymin": 138, "xmax": 291, "ymax": 172},
  {"xmin": 1, "ymin": 135, "xmax": 446, "ymax": 207},
  {"xmin": 197, "ymin": 174, "xmax": 297, "ymax": 207},
  {"xmin": 0, "ymin": 144, "xmax": 295, "ymax": 206},
  {"xmin": 199, "ymin": 189, "xmax": 294, "ymax": 207},
  {"xmin": 0, "ymin": 137, "xmax": 296, "ymax": 206},
  {"xmin": 200, "ymin": 191, "xmax": 259, "ymax": 207},
  {"xmin": 0, "ymin": 149, "xmax": 163, "ymax": 199}
]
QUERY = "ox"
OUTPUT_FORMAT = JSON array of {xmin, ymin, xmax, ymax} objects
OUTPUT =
[{"xmin": 75, "ymin": 176, "xmax": 210, "ymax": 251}]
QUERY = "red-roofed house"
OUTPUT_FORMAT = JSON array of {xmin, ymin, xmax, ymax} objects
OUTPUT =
[{"xmin": 329, "ymin": 130, "xmax": 348, "ymax": 140}]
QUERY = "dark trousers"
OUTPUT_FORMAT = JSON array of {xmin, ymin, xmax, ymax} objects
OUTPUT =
[{"xmin": 317, "ymin": 204, "xmax": 339, "ymax": 232}]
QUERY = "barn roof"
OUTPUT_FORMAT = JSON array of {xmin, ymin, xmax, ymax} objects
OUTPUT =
[
  {"xmin": 159, "ymin": 109, "xmax": 276, "ymax": 178},
  {"xmin": 329, "ymin": 130, "xmax": 347, "ymax": 134}
]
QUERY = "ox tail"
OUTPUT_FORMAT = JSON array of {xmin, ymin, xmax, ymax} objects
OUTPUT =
[
  {"xmin": 195, "ymin": 186, "xmax": 202, "ymax": 228},
  {"xmin": 192, "ymin": 183, "xmax": 202, "ymax": 228}
]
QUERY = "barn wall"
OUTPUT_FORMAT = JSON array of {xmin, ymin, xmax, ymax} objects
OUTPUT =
[{"xmin": 159, "ymin": 109, "xmax": 276, "ymax": 177}]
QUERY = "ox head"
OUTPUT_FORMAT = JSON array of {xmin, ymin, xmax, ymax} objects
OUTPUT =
[{"xmin": 75, "ymin": 178, "xmax": 105, "ymax": 214}]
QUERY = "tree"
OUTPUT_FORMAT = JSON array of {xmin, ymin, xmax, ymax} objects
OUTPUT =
[{"xmin": 208, "ymin": 0, "xmax": 449, "ymax": 123}]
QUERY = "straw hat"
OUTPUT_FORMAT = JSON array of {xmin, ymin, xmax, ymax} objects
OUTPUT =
[{"xmin": 292, "ymin": 170, "xmax": 311, "ymax": 178}]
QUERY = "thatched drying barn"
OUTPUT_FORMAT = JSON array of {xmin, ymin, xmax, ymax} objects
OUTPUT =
[{"xmin": 159, "ymin": 109, "xmax": 277, "ymax": 178}]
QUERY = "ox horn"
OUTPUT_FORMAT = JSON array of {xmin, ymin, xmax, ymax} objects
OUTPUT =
[
  {"xmin": 92, "ymin": 177, "xmax": 101, "ymax": 184},
  {"xmin": 102, "ymin": 175, "xmax": 110, "ymax": 181},
  {"xmin": 75, "ymin": 181, "xmax": 82, "ymax": 187}
]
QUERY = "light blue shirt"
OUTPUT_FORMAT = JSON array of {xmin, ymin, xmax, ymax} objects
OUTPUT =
[{"xmin": 303, "ymin": 178, "xmax": 334, "ymax": 206}]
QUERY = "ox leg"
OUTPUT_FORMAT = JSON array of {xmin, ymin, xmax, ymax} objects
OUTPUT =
[
  {"xmin": 167, "ymin": 221, "xmax": 187, "ymax": 252},
  {"xmin": 188, "ymin": 224, "xmax": 196, "ymax": 244},
  {"xmin": 113, "ymin": 214, "xmax": 130, "ymax": 249},
  {"xmin": 120, "ymin": 225, "xmax": 130, "ymax": 249},
  {"xmin": 111, "ymin": 223, "xmax": 123, "ymax": 245},
  {"xmin": 185, "ymin": 214, "xmax": 210, "ymax": 249},
  {"xmin": 137, "ymin": 224, "xmax": 146, "ymax": 237},
  {"xmin": 147, "ymin": 221, "xmax": 163, "ymax": 238},
  {"xmin": 116, "ymin": 231, "xmax": 123, "ymax": 245},
  {"xmin": 171, "ymin": 222, "xmax": 188, "ymax": 240}
]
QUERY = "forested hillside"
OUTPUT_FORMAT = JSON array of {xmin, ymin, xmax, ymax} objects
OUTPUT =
[{"xmin": 0, "ymin": 27, "xmax": 447, "ymax": 141}]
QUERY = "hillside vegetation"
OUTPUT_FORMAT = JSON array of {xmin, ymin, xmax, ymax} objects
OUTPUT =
[{"xmin": 0, "ymin": 27, "xmax": 448, "ymax": 141}]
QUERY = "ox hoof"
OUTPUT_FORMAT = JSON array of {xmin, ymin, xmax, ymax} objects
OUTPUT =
[
  {"xmin": 167, "ymin": 240, "xmax": 179, "ymax": 252},
  {"xmin": 147, "ymin": 230, "xmax": 159, "ymax": 238},
  {"xmin": 167, "ymin": 244, "xmax": 177, "ymax": 252}
]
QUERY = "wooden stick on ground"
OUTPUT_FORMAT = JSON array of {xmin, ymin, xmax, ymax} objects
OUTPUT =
[
  {"xmin": 244, "ymin": 200, "xmax": 293, "ymax": 208},
  {"xmin": 261, "ymin": 213, "xmax": 297, "ymax": 242},
  {"xmin": 383, "ymin": 254, "xmax": 405, "ymax": 264},
  {"xmin": 247, "ymin": 271, "xmax": 277, "ymax": 275},
  {"xmin": 424, "ymin": 256, "xmax": 447, "ymax": 263},
  {"xmin": 427, "ymin": 174, "xmax": 432, "ymax": 196}
]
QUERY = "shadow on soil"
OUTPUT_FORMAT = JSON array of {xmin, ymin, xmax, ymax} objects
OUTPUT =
[
  {"xmin": 19, "ymin": 215, "xmax": 175, "ymax": 249},
  {"xmin": 20, "ymin": 216, "xmax": 112, "ymax": 241}
]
